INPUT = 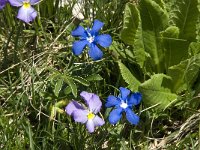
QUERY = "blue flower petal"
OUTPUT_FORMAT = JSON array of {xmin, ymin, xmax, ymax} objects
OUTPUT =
[
  {"xmin": 71, "ymin": 25, "xmax": 87, "ymax": 37},
  {"xmin": 105, "ymin": 95, "xmax": 120, "ymax": 108},
  {"xmin": 91, "ymin": 19, "xmax": 104, "ymax": 34},
  {"xmin": 108, "ymin": 108, "xmax": 123, "ymax": 124},
  {"xmin": 128, "ymin": 92, "xmax": 142, "ymax": 106},
  {"xmin": 96, "ymin": 34, "xmax": 112, "ymax": 48},
  {"xmin": 119, "ymin": 87, "xmax": 130, "ymax": 100},
  {"xmin": 125, "ymin": 108, "xmax": 139, "ymax": 125},
  {"xmin": 88, "ymin": 44, "xmax": 103, "ymax": 60},
  {"xmin": 72, "ymin": 40, "xmax": 88, "ymax": 55}
]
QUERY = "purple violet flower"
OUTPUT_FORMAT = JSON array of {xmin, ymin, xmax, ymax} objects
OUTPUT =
[
  {"xmin": 71, "ymin": 19, "xmax": 112, "ymax": 60},
  {"xmin": 65, "ymin": 91, "xmax": 105, "ymax": 133},
  {"xmin": 0, "ymin": 0, "xmax": 7, "ymax": 10},
  {"xmin": 8, "ymin": 0, "xmax": 39, "ymax": 23},
  {"xmin": 105, "ymin": 87, "xmax": 142, "ymax": 125}
]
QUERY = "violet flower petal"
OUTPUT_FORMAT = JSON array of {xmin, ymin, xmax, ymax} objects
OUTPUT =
[
  {"xmin": 8, "ymin": 0, "xmax": 22, "ymax": 7},
  {"xmin": 72, "ymin": 109, "xmax": 88, "ymax": 123},
  {"xmin": 86, "ymin": 119, "xmax": 95, "ymax": 133},
  {"xmin": 30, "ymin": 0, "xmax": 39, "ymax": 5},
  {"xmin": 93, "ymin": 115, "xmax": 105, "ymax": 127},
  {"xmin": 17, "ymin": 6, "xmax": 37, "ymax": 23},
  {"xmin": 80, "ymin": 91, "xmax": 102, "ymax": 114},
  {"xmin": 65, "ymin": 100, "xmax": 84, "ymax": 116}
]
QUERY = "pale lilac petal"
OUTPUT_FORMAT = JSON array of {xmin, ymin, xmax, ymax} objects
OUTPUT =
[
  {"xmin": 86, "ymin": 119, "xmax": 95, "ymax": 133},
  {"xmin": 105, "ymin": 95, "xmax": 120, "ymax": 108},
  {"xmin": 119, "ymin": 87, "xmax": 130, "ymax": 100},
  {"xmin": 80, "ymin": 91, "xmax": 93, "ymax": 102},
  {"xmin": 17, "ymin": 6, "xmax": 37, "ymax": 23},
  {"xmin": 8, "ymin": 0, "xmax": 22, "ymax": 7},
  {"xmin": 93, "ymin": 115, "xmax": 105, "ymax": 127},
  {"xmin": 125, "ymin": 108, "xmax": 139, "ymax": 125},
  {"xmin": 96, "ymin": 34, "xmax": 112, "ymax": 48},
  {"xmin": 80, "ymin": 91, "xmax": 102, "ymax": 114},
  {"xmin": 30, "ymin": 0, "xmax": 39, "ymax": 5},
  {"xmin": 65, "ymin": 100, "xmax": 84, "ymax": 115},
  {"xmin": 72, "ymin": 109, "xmax": 88, "ymax": 123}
]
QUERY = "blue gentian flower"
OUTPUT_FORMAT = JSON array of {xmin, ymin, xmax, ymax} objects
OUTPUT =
[
  {"xmin": 71, "ymin": 19, "xmax": 112, "ymax": 60},
  {"xmin": 8, "ymin": 0, "xmax": 39, "ymax": 23},
  {"xmin": 65, "ymin": 91, "xmax": 105, "ymax": 133},
  {"xmin": 0, "ymin": 0, "xmax": 7, "ymax": 10},
  {"xmin": 105, "ymin": 87, "xmax": 142, "ymax": 125}
]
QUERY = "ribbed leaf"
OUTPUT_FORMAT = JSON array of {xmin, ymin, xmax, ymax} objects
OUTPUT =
[
  {"xmin": 161, "ymin": 26, "xmax": 189, "ymax": 67},
  {"xmin": 72, "ymin": 76, "xmax": 90, "ymax": 86},
  {"xmin": 121, "ymin": 3, "xmax": 146, "ymax": 68},
  {"xmin": 188, "ymin": 42, "xmax": 200, "ymax": 56},
  {"xmin": 121, "ymin": 3, "xmax": 140, "ymax": 45},
  {"xmin": 53, "ymin": 78, "xmax": 63, "ymax": 97},
  {"xmin": 168, "ymin": 53, "xmax": 200, "ymax": 93},
  {"xmin": 63, "ymin": 76, "xmax": 77, "ymax": 98},
  {"xmin": 139, "ymin": 0, "xmax": 169, "ymax": 72},
  {"xmin": 170, "ymin": 0, "xmax": 199, "ymax": 41},
  {"xmin": 118, "ymin": 61, "xmax": 141, "ymax": 91},
  {"xmin": 86, "ymin": 74, "xmax": 103, "ymax": 81},
  {"xmin": 139, "ymin": 74, "xmax": 177, "ymax": 110}
]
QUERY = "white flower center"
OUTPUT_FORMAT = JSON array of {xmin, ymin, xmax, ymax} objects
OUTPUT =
[
  {"xmin": 120, "ymin": 101, "xmax": 128, "ymax": 109},
  {"xmin": 87, "ymin": 36, "xmax": 95, "ymax": 43}
]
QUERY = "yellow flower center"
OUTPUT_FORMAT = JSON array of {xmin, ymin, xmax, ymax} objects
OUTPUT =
[
  {"xmin": 87, "ymin": 112, "xmax": 95, "ymax": 120},
  {"xmin": 23, "ymin": 2, "xmax": 31, "ymax": 8}
]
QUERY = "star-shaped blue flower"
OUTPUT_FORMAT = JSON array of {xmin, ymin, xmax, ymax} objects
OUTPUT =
[
  {"xmin": 105, "ymin": 87, "xmax": 142, "ymax": 125},
  {"xmin": 71, "ymin": 19, "xmax": 112, "ymax": 60}
]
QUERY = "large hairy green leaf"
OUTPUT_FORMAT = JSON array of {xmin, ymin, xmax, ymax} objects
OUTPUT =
[
  {"xmin": 139, "ymin": 0, "xmax": 169, "ymax": 72},
  {"xmin": 121, "ymin": 3, "xmax": 139, "ymax": 45},
  {"xmin": 139, "ymin": 74, "xmax": 177, "ymax": 110},
  {"xmin": 121, "ymin": 3, "xmax": 146, "ymax": 68},
  {"xmin": 168, "ymin": 53, "xmax": 200, "ymax": 93},
  {"xmin": 170, "ymin": 0, "xmax": 200, "ymax": 41},
  {"xmin": 161, "ymin": 26, "xmax": 190, "ymax": 68},
  {"xmin": 118, "ymin": 61, "xmax": 141, "ymax": 92}
]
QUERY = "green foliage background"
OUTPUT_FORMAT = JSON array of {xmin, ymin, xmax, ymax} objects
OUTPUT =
[{"xmin": 0, "ymin": 0, "xmax": 200, "ymax": 149}]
